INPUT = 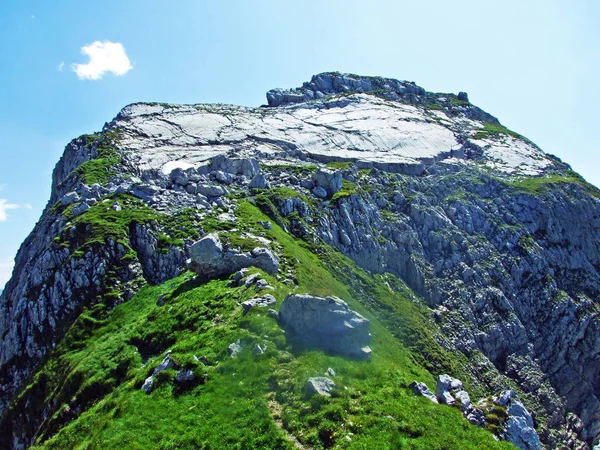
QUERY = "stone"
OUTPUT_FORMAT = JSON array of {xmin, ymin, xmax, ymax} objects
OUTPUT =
[
  {"xmin": 241, "ymin": 294, "xmax": 277, "ymax": 315},
  {"xmin": 278, "ymin": 294, "xmax": 371, "ymax": 358},
  {"xmin": 305, "ymin": 377, "xmax": 335, "ymax": 396},
  {"xmin": 141, "ymin": 351, "xmax": 176, "ymax": 393},
  {"xmin": 228, "ymin": 340, "xmax": 243, "ymax": 358},
  {"xmin": 197, "ymin": 184, "xmax": 227, "ymax": 197},
  {"xmin": 230, "ymin": 268, "xmax": 250, "ymax": 286},
  {"xmin": 327, "ymin": 367, "xmax": 336, "ymax": 377},
  {"xmin": 458, "ymin": 91, "xmax": 469, "ymax": 102},
  {"xmin": 215, "ymin": 170, "xmax": 233, "ymax": 184},
  {"xmin": 253, "ymin": 343, "xmax": 267, "ymax": 354},
  {"xmin": 498, "ymin": 390, "xmax": 542, "ymax": 450},
  {"xmin": 300, "ymin": 179, "xmax": 314, "ymax": 189},
  {"xmin": 71, "ymin": 203, "xmax": 90, "ymax": 217},
  {"xmin": 174, "ymin": 368, "xmax": 195, "ymax": 384},
  {"xmin": 436, "ymin": 374, "xmax": 463, "ymax": 404},
  {"xmin": 243, "ymin": 272, "xmax": 262, "ymax": 287},
  {"xmin": 255, "ymin": 279, "xmax": 273, "ymax": 290},
  {"xmin": 453, "ymin": 389, "xmax": 471, "ymax": 411},
  {"xmin": 248, "ymin": 174, "xmax": 269, "ymax": 189},
  {"xmin": 314, "ymin": 167, "xmax": 342, "ymax": 197},
  {"xmin": 409, "ymin": 381, "xmax": 438, "ymax": 404},
  {"xmin": 60, "ymin": 192, "xmax": 80, "ymax": 205},
  {"xmin": 210, "ymin": 155, "xmax": 260, "ymax": 179},
  {"xmin": 188, "ymin": 234, "xmax": 280, "ymax": 278},
  {"xmin": 312, "ymin": 186, "xmax": 327, "ymax": 198},
  {"xmin": 267, "ymin": 309, "xmax": 279, "ymax": 320}
]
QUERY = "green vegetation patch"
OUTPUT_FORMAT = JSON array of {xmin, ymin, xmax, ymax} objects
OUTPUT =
[
  {"xmin": 472, "ymin": 122, "xmax": 522, "ymax": 141},
  {"xmin": 502, "ymin": 171, "xmax": 600, "ymax": 198},
  {"xmin": 331, "ymin": 179, "xmax": 358, "ymax": 202},
  {"xmin": 325, "ymin": 161, "xmax": 353, "ymax": 171},
  {"xmin": 76, "ymin": 131, "xmax": 123, "ymax": 185}
]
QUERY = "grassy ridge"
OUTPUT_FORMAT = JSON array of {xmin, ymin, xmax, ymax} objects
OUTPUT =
[{"xmin": 22, "ymin": 202, "xmax": 514, "ymax": 449}]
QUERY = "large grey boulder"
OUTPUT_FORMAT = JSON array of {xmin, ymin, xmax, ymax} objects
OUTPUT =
[
  {"xmin": 210, "ymin": 154, "xmax": 260, "ymax": 179},
  {"xmin": 435, "ymin": 374, "xmax": 463, "ymax": 406},
  {"xmin": 278, "ymin": 294, "xmax": 371, "ymax": 358},
  {"xmin": 409, "ymin": 381, "xmax": 438, "ymax": 404},
  {"xmin": 314, "ymin": 168, "xmax": 342, "ymax": 197},
  {"xmin": 497, "ymin": 390, "xmax": 542, "ymax": 450},
  {"xmin": 188, "ymin": 234, "xmax": 279, "ymax": 278},
  {"xmin": 306, "ymin": 377, "xmax": 335, "ymax": 396}
]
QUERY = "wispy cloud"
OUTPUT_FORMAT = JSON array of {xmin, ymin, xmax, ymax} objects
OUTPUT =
[
  {"xmin": 72, "ymin": 41, "xmax": 133, "ymax": 80},
  {"xmin": 0, "ymin": 199, "xmax": 20, "ymax": 222},
  {"xmin": 58, "ymin": 61, "xmax": 64, "ymax": 71},
  {"xmin": 31, "ymin": 14, "xmax": 35, "ymax": 20},
  {"xmin": 0, "ymin": 258, "xmax": 14, "ymax": 291}
]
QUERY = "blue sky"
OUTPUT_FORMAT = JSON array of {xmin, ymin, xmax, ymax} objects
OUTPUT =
[{"xmin": 0, "ymin": 0, "xmax": 598, "ymax": 289}]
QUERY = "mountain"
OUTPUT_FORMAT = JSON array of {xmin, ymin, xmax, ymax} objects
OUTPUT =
[{"xmin": 1, "ymin": 72, "xmax": 599, "ymax": 449}]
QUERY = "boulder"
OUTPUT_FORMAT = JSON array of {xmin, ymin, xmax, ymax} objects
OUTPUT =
[
  {"xmin": 409, "ymin": 381, "xmax": 438, "ymax": 404},
  {"xmin": 197, "ymin": 184, "xmax": 227, "ymax": 197},
  {"xmin": 141, "ymin": 351, "xmax": 176, "ymax": 393},
  {"xmin": 241, "ymin": 294, "xmax": 277, "ymax": 315},
  {"xmin": 436, "ymin": 374, "xmax": 463, "ymax": 405},
  {"xmin": 312, "ymin": 186, "xmax": 327, "ymax": 198},
  {"xmin": 60, "ymin": 191, "xmax": 80, "ymax": 205},
  {"xmin": 458, "ymin": 91, "xmax": 469, "ymax": 102},
  {"xmin": 188, "ymin": 234, "xmax": 280, "ymax": 278},
  {"xmin": 228, "ymin": 340, "xmax": 243, "ymax": 358},
  {"xmin": 306, "ymin": 377, "xmax": 335, "ymax": 396},
  {"xmin": 210, "ymin": 155, "xmax": 260, "ymax": 179},
  {"xmin": 278, "ymin": 294, "xmax": 371, "ymax": 358},
  {"xmin": 174, "ymin": 368, "xmax": 195, "ymax": 384},
  {"xmin": 498, "ymin": 390, "xmax": 542, "ymax": 450},
  {"xmin": 248, "ymin": 174, "xmax": 269, "ymax": 189},
  {"xmin": 314, "ymin": 167, "xmax": 342, "ymax": 197}
]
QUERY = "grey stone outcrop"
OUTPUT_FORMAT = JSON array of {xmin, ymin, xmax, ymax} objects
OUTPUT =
[
  {"xmin": 409, "ymin": 381, "xmax": 438, "ymax": 404},
  {"xmin": 305, "ymin": 377, "xmax": 335, "ymax": 396},
  {"xmin": 188, "ymin": 234, "xmax": 279, "ymax": 278},
  {"xmin": 314, "ymin": 168, "xmax": 342, "ymax": 197},
  {"xmin": 241, "ymin": 294, "xmax": 277, "ymax": 315},
  {"xmin": 497, "ymin": 390, "xmax": 542, "ymax": 450},
  {"xmin": 141, "ymin": 351, "xmax": 176, "ymax": 393},
  {"xmin": 436, "ymin": 374, "xmax": 464, "ymax": 406},
  {"xmin": 266, "ymin": 72, "xmax": 426, "ymax": 107},
  {"xmin": 278, "ymin": 294, "xmax": 371, "ymax": 358}
]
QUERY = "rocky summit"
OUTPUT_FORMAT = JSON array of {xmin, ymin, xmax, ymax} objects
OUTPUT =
[{"xmin": 1, "ymin": 72, "xmax": 599, "ymax": 449}]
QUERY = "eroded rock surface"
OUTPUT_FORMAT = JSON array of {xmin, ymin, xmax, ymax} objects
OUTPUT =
[
  {"xmin": 187, "ymin": 233, "xmax": 279, "ymax": 278},
  {"xmin": 278, "ymin": 294, "xmax": 371, "ymax": 358}
]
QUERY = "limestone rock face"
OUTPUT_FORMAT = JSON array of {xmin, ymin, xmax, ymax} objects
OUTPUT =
[
  {"xmin": 278, "ymin": 294, "xmax": 371, "ymax": 358},
  {"xmin": 1, "ymin": 72, "xmax": 600, "ymax": 449}
]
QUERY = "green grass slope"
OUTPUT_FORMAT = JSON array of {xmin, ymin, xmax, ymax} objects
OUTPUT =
[{"xmin": 20, "ymin": 202, "xmax": 514, "ymax": 450}]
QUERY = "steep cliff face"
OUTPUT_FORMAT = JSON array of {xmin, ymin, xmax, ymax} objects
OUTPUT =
[{"xmin": 1, "ymin": 72, "xmax": 599, "ymax": 449}]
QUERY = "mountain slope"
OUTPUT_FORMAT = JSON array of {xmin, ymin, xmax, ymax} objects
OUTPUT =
[{"xmin": 1, "ymin": 72, "xmax": 599, "ymax": 449}]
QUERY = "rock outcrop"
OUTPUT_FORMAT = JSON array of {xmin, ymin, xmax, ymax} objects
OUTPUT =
[
  {"xmin": 278, "ymin": 294, "xmax": 371, "ymax": 358},
  {"xmin": 187, "ymin": 234, "xmax": 279, "ymax": 278}
]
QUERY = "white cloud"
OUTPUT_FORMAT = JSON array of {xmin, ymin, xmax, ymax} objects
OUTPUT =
[
  {"xmin": 58, "ymin": 61, "xmax": 64, "ymax": 71},
  {"xmin": 0, "ymin": 199, "xmax": 20, "ymax": 222},
  {"xmin": 0, "ymin": 258, "xmax": 14, "ymax": 291},
  {"xmin": 72, "ymin": 41, "xmax": 133, "ymax": 80}
]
